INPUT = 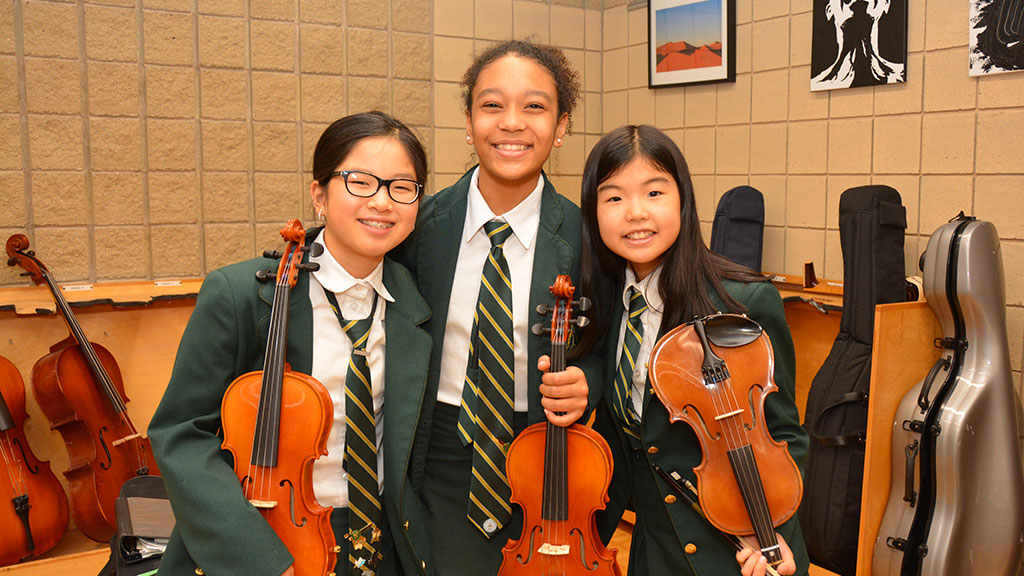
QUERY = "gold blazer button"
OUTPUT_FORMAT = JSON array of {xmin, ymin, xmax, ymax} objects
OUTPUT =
[
  {"xmin": 647, "ymin": 446, "xmax": 659, "ymax": 454},
  {"xmin": 664, "ymin": 494, "xmax": 677, "ymax": 504},
  {"xmin": 684, "ymin": 543, "xmax": 697, "ymax": 554}
]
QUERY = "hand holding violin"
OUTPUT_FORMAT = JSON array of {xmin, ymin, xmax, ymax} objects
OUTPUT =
[
  {"xmin": 536, "ymin": 355, "xmax": 588, "ymax": 426},
  {"xmin": 737, "ymin": 533, "xmax": 796, "ymax": 576}
]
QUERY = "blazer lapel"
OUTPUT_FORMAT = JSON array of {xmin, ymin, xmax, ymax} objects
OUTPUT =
[
  {"xmin": 416, "ymin": 171, "xmax": 470, "ymax": 345},
  {"xmin": 381, "ymin": 258, "xmax": 432, "ymax": 487}
]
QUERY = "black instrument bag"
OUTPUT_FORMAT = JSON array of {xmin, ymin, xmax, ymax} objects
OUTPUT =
[
  {"xmin": 97, "ymin": 475, "xmax": 174, "ymax": 576},
  {"xmin": 798, "ymin": 185, "xmax": 907, "ymax": 575},
  {"xmin": 709, "ymin": 185, "xmax": 765, "ymax": 271}
]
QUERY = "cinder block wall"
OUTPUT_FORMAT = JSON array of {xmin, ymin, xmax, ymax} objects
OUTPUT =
[{"xmin": 0, "ymin": 0, "xmax": 601, "ymax": 283}]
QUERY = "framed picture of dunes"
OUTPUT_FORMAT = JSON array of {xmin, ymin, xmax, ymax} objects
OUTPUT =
[{"xmin": 649, "ymin": 0, "xmax": 735, "ymax": 88}]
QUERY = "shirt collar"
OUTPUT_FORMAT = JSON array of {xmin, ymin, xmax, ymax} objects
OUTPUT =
[
  {"xmin": 462, "ymin": 166, "xmax": 544, "ymax": 250},
  {"xmin": 621, "ymin": 264, "xmax": 664, "ymax": 314},
  {"xmin": 310, "ymin": 230, "xmax": 394, "ymax": 303}
]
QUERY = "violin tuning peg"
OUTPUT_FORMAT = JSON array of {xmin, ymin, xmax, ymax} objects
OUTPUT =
[
  {"xmin": 306, "ymin": 242, "xmax": 325, "ymax": 257},
  {"xmin": 27, "ymin": 250, "xmax": 35, "ymax": 256},
  {"xmin": 20, "ymin": 272, "xmax": 32, "ymax": 277},
  {"xmin": 535, "ymin": 304, "xmax": 551, "ymax": 315},
  {"xmin": 296, "ymin": 262, "xmax": 320, "ymax": 272},
  {"xmin": 574, "ymin": 316, "xmax": 590, "ymax": 328},
  {"xmin": 531, "ymin": 323, "xmax": 550, "ymax": 336},
  {"xmin": 263, "ymin": 250, "xmax": 283, "ymax": 259},
  {"xmin": 255, "ymin": 269, "xmax": 276, "ymax": 282},
  {"xmin": 574, "ymin": 297, "xmax": 592, "ymax": 312},
  {"xmin": 6, "ymin": 257, "xmax": 16, "ymax": 266}
]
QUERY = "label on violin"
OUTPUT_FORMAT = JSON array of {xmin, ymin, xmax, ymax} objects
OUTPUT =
[
  {"xmin": 60, "ymin": 284, "xmax": 94, "ymax": 292},
  {"xmin": 154, "ymin": 280, "xmax": 182, "ymax": 287}
]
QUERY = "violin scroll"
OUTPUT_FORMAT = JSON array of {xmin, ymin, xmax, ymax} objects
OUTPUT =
[{"xmin": 6, "ymin": 234, "xmax": 46, "ymax": 285}]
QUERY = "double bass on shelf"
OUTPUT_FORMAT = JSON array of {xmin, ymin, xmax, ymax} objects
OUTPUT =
[{"xmin": 6, "ymin": 233, "xmax": 159, "ymax": 543}]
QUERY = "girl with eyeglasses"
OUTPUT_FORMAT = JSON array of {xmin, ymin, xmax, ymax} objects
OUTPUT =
[{"xmin": 149, "ymin": 112, "xmax": 432, "ymax": 576}]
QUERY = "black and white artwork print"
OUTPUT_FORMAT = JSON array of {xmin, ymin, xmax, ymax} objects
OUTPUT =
[
  {"xmin": 810, "ymin": 0, "xmax": 908, "ymax": 91},
  {"xmin": 970, "ymin": 0, "xmax": 1024, "ymax": 76}
]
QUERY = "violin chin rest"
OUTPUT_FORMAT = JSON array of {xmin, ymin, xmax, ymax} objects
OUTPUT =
[{"xmin": 703, "ymin": 314, "xmax": 763, "ymax": 348}]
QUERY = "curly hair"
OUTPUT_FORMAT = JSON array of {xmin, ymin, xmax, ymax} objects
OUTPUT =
[{"xmin": 461, "ymin": 40, "xmax": 581, "ymax": 132}]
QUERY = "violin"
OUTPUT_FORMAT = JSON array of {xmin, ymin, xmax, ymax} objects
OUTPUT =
[
  {"xmin": 6, "ymin": 234, "xmax": 158, "ymax": 542},
  {"xmin": 220, "ymin": 220, "xmax": 337, "ymax": 576},
  {"xmin": 500, "ymin": 275, "xmax": 620, "ymax": 576},
  {"xmin": 0, "ymin": 355, "xmax": 69, "ymax": 566},
  {"xmin": 649, "ymin": 313, "xmax": 803, "ymax": 567}
]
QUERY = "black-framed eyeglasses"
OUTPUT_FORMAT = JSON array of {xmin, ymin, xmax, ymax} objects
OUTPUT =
[{"xmin": 331, "ymin": 170, "xmax": 423, "ymax": 204}]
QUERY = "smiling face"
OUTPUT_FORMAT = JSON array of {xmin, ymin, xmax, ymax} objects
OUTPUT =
[
  {"xmin": 466, "ymin": 54, "xmax": 569, "ymax": 212},
  {"xmin": 595, "ymin": 156, "xmax": 682, "ymax": 281},
  {"xmin": 310, "ymin": 136, "xmax": 419, "ymax": 278}
]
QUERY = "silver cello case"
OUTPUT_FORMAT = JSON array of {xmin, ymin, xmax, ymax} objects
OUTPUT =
[{"xmin": 873, "ymin": 215, "xmax": 1024, "ymax": 576}]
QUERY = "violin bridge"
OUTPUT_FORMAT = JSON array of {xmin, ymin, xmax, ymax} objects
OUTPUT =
[
  {"xmin": 713, "ymin": 408, "xmax": 744, "ymax": 421},
  {"xmin": 111, "ymin": 432, "xmax": 143, "ymax": 447},
  {"xmin": 248, "ymin": 499, "xmax": 278, "ymax": 509},
  {"xmin": 537, "ymin": 543, "xmax": 570, "ymax": 556}
]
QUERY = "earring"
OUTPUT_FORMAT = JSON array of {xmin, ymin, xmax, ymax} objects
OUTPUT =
[
  {"xmin": 317, "ymin": 210, "xmax": 325, "ymax": 223},
  {"xmin": 466, "ymin": 135, "xmax": 472, "ymax": 143},
  {"xmin": 556, "ymin": 137, "xmax": 562, "ymax": 144}
]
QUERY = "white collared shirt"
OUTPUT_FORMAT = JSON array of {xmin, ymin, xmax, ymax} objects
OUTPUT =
[
  {"xmin": 308, "ymin": 230, "xmax": 394, "ymax": 507},
  {"xmin": 437, "ymin": 167, "xmax": 543, "ymax": 411},
  {"xmin": 615, "ymin": 265, "xmax": 665, "ymax": 418}
]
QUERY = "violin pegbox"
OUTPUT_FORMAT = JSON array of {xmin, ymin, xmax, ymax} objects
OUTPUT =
[{"xmin": 530, "ymin": 274, "xmax": 590, "ymax": 348}]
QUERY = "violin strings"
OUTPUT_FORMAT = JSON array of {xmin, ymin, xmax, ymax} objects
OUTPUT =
[
  {"xmin": 251, "ymin": 244, "xmax": 293, "ymax": 501},
  {"xmin": 1, "ymin": 434, "xmax": 28, "ymax": 496},
  {"xmin": 710, "ymin": 333, "xmax": 777, "ymax": 557}
]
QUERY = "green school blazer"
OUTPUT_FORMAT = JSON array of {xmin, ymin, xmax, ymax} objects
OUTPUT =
[
  {"xmin": 595, "ymin": 279, "xmax": 811, "ymax": 576},
  {"xmin": 148, "ymin": 228, "xmax": 433, "ymax": 576}
]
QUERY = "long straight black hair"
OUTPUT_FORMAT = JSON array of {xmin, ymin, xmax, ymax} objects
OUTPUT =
[{"xmin": 575, "ymin": 125, "xmax": 767, "ymax": 355}]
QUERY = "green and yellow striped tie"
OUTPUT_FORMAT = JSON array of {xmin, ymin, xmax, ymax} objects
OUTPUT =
[
  {"xmin": 327, "ymin": 292, "xmax": 382, "ymax": 575},
  {"xmin": 458, "ymin": 220, "xmax": 516, "ymax": 538},
  {"xmin": 613, "ymin": 287, "xmax": 646, "ymax": 440}
]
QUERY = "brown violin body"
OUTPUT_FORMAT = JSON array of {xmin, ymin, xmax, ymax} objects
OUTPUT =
[
  {"xmin": 500, "ymin": 274, "xmax": 620, "ymax": 576},
  {"xmin": 0, "ymin": 355, "xmax": 69, "ymax": 566},
  {"xmin": 502, "ymin": 422, "xmax": 619, "ymax": 576},
  {"xmin": 31, "ymin": 336, "xmax": 157, "ymax": 542},
  {"xmin": 650, "ymin": 314, "xmax": 802, "ymax": 564},
  {"xmin": 218, "ymin": 220, "xmax": 336, "ymax": 576},
  {"xmin": 6, "ymin": 233, "xmax": 158, "ymax": 543},
  {"xmin": 221, "ymin": 370, "xmax": 336, "ymax": 576}
]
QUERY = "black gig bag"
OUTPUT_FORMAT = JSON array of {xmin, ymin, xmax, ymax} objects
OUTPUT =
[
  {"xmin": 798, "ymin": 185, "xmax": 907, "ymax": 575},
  {"xmin": 709, "ymin": 185, "xmax": 765, "ymax": 271}
]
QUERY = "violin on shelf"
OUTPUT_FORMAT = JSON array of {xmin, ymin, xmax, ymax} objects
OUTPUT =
[
  {"xmin": 649, "ymin": 313, "xmax": 803, "ymax": 568},
  {"xmin": 500, "ymin": 275, "xmax": 620, "ymax": 576},
  {"xmin": 0, "ymin": 355, "xmax": 69, "ymax": 566},
  {"xmin": 6, "ymin": 233, "xmax": 159, "ymax": 543},
  {"xmin": 220, "ymin": 220, "xmax": 338, "ymax": 576}
]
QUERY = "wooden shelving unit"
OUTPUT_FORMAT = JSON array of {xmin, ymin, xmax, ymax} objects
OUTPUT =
[{"xmin": 0, "ymin": 281, "xmax": 199, "ymax": 575}]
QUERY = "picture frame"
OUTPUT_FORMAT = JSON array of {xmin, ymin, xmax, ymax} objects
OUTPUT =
[{"xmin": 649, "ymin": 0, "xmax": 736, "ymax": 88}]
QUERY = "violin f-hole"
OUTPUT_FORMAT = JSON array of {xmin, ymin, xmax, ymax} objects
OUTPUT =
[
  {"xmin": 514, "ymin": 525, "xmax": 541, "ymax": 564},
  {"xmin": 97, "ymin": 427, "xmax": 113, "ymax": 471},
  {"xmin": 571, "ymin": 527, "xmax": 600, "ymax": 571},
  {"xmin": 281, "ymin": 479, "xmax": 307, "ymax": 528},
  {"xmin": 12, "ymin": 438, "xmax": 39, "ymax": 474}
]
